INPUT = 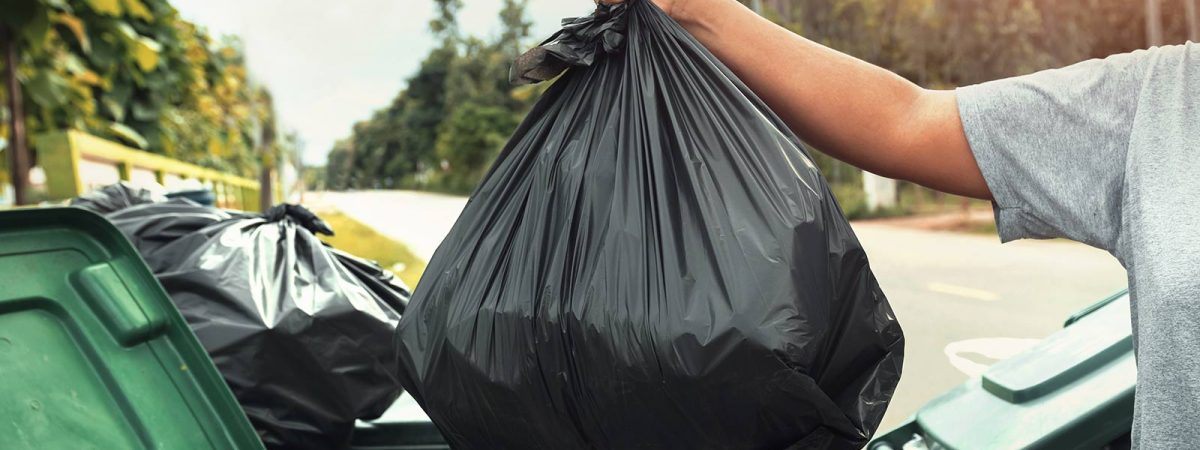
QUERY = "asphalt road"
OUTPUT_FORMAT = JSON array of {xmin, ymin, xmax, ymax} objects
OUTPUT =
[{"xmin": 311, "ymin": 190, "xmax": 1129, "ymax": 433}]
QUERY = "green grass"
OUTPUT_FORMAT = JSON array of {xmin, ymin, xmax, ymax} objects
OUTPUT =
[{"xmin": 317, "ymin": 210, "xmax": 427, "ymax": 288}]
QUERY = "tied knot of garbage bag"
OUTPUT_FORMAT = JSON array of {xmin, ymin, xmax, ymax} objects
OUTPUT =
[
  {"xmin": 264, "ymin": 203, "xmax": 335, "ymax": 236},
  {"xmin": 510, "ymin": 0, "xmax": 631, "ymax": 85}
]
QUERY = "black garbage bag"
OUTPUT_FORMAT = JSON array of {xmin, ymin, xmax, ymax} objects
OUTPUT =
[
  {"xmin": 79, "ymin": 191, "xmax": 409, "ymax": 450},
  {"xmin": 104, "ymin": 199, "xmax": 243, "ymax": 258},
  {"xmin": 69, "ymin": 182, "xmax": 165, "ymax": 213},
  {"xmin": 396, "ymin": 1, "xmax": 904, "ymax": 449}
]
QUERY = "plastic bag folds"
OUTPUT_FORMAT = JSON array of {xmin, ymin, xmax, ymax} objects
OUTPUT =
[
  {"xmin": 78, "ymin": 189, "xmax": 409, "ymax": 450},
  {"xmin": 397, "ymin": 1, "xmax": 904, "ymax": 449}
]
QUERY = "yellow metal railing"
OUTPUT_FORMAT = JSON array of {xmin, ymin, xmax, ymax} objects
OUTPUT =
[{"xmin": 36, "ymin": 130, "xmax": 262, "ymax": 211}]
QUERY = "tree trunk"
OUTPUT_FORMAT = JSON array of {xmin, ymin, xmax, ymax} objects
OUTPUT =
[
  {"xmin": 259, "ymin": 165, "xmax": 273, "ymax": 211},
  {"xmin": 259, "ymin": 133, "xmax": 275, "ymax": 211},
  {"xmin": 1146, "ymin": 0, "xmax": 1164, "ymax": 47},
  {"xmin": 768, "ymin": 0, "xmax": 790, "ymax": 20},
  {"xmin": 2, "ymin": 26, "xmax": 29, "ymax": 206}
]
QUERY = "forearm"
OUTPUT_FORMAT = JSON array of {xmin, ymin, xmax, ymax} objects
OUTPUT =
[{"xmin": 672, "ymin": 0, "xmax": 991, "ymax": 199}]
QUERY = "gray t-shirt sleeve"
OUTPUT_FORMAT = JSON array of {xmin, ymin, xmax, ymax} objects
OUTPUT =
[{"xmin": 956, "ymin": 51, "xmax": 1149, "ymax": 252}]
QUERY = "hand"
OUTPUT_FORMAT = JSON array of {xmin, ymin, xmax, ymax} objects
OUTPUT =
[{"xmin": 599, "ymin": 0, "xmax": 689, "ymax": 21}]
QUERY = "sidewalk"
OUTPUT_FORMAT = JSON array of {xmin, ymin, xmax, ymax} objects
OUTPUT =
[{"xmin": 306, "ymin": 190, "xmax": 468, "ymax": 262}]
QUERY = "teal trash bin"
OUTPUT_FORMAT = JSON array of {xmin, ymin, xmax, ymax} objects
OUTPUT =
[
  {"xmin": 0, "ymin": 208, "xmax": 264, "ymax": 450},
  {"xmin": 0, "ymin": 207, "xmax": 449, "ymax": 449},
  {"xmin": 869, "ymin": 291, "xmax": 1135, "ymax": 450}
]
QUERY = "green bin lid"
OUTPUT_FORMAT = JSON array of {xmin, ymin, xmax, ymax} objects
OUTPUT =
[
  {"xmin": 0, "ymin": 208, "xmax": 263, "ymax": 449},
  {"xmin": 869, "ymin": 291, "xmax": 1134, "ymax": 450}
]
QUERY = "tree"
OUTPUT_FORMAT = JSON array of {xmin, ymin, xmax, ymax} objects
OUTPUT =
[
  {"xmin": 325, "ymin": 138, "xmax": 354, "ymax": 190},
  {"xmin": 324, "ymin": 0, "xmax": 538, "ymax": 193},
  {"xmin": 394, "ymin": 44, "xmax": 456, "ymax": 183},
  {"xmin": 0, "ymin": 0, "xmax": 282, "ymax": 207},
  {"xmin": 256, "ymin": 88, "xmax": 277, "ymax": 209},
  {"xmin": 1, "ymin": 23, "xmax": 30, "ymax": 204},
  {"xmin": 432, "ymin": 101, "xmax": 517, "ymax": 192},
  {"xmin": 430, "ymin": 0, "xmax": 462, "ymax": 40},
  {"xmin": 497, "ymin": 0, "xmax": 532, "ymax": 59}
]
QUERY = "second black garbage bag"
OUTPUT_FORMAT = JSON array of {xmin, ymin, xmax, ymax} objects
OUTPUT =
[
  {"xmin": 96, "ymin": 199, "xmax": 409, "ymax": 450},
  {"xmin": 396, "ymin": 1, "xmax": 904, "ymax": 448}
]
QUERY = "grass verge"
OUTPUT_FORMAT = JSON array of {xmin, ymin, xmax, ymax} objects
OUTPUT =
[{"xmin": 317, "ymin": 210, "xmax": 427, "ymax": 288}]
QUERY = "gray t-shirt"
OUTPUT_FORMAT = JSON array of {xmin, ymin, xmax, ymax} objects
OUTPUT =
[{"xmin": 957, "ymin": 41, "xmax": 1199, "ymax": 448}]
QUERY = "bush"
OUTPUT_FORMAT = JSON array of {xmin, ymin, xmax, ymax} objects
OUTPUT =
[{"xmin": 830, "ymin": 183, "xmax": 910, "ymax": 221}]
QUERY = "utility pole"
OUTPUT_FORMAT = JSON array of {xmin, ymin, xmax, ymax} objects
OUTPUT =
[
  {"xmin": 259, "ymin": 134, "xmax": 275, "ymax": 211},
  {"xmin": 1186, "ymin": 0, "xmax": 1200, "ymax": 43},
  {"xmin": 2, "ymin": 26, "xmax": 29, "ymax": 206},
  {"xmin": 258, "ymin": 96, "xmax": 277, "ymax": 211},
  {"xmin": 1146, "ymin": 0, "xmax": 1164, "ymax": 47}
]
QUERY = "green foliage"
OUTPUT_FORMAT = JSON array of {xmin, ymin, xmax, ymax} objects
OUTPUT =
[
  {"xmin": 1, "ymin": 0, "xmax": 282, "ymax": 178},
  {"xmin": 325, "ymin": 0, "xmax": 536, "ymax": 194},
  {"xmin": 429, "ymin": 0, "xmax": 462, "ymax": 39},
  {"xmin": 327, "ymin": 0, "xmax": 1194, "ymax": 195},
  {"xmin": 324, "ymin": 139, "xmax": 354, "ymax": 189},
  {"xmin": 432, "ymin": 102, "xmax": 517, "ymax": 192},
  {"xmin": 831, "ymin": 182, "xmax": 869, "ymax": 219},
  {"xmin": 300, "ymin": 164, "xmax": 324, "ymax": 191},
  {"xmin": 497, "ymin": 0, "xmax": 532, "ymax": 59},
  {"xmin": 759, "ymin": 0, "xmax": 1194, "ymax": 88}
]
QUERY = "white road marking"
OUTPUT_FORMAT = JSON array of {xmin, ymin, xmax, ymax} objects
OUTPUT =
[
  {"xmin": 943, "ymin": 337, "xmax": 1041, "ymax": 377},
  {"xmin": 927, "ymin": 282, "xmax": 999, "ymax": 301}
]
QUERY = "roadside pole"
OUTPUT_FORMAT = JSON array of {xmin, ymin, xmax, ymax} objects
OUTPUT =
[
  {"xmin": 2, "ymin": 26, "xmax": 29, "ymax": 206},
  {"xmin": 255, "ymin": 91, "xmax": 277, "ymax": 211},
  {"xmin": 259, "ymin": 131, "xmax": 275, "ymax": 211}
]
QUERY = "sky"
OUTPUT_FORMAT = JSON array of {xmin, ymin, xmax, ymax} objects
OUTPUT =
[{"xmin": 172, "ymin": 0, "xmax": 589, "ymax": 165}]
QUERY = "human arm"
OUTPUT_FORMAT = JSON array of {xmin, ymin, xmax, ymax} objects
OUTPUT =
[{"xmin": 645, "ymin": 0, "xmax": 992, "ymax": 199}]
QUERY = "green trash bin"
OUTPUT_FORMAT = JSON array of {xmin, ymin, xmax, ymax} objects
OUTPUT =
[
  {"xmin": 869, "ymin": 291, "xmax": 1135, "ymax": 450},
  {"xmin": 0, "ymin": 208, "xmax": 264, "ymax": 450}
]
